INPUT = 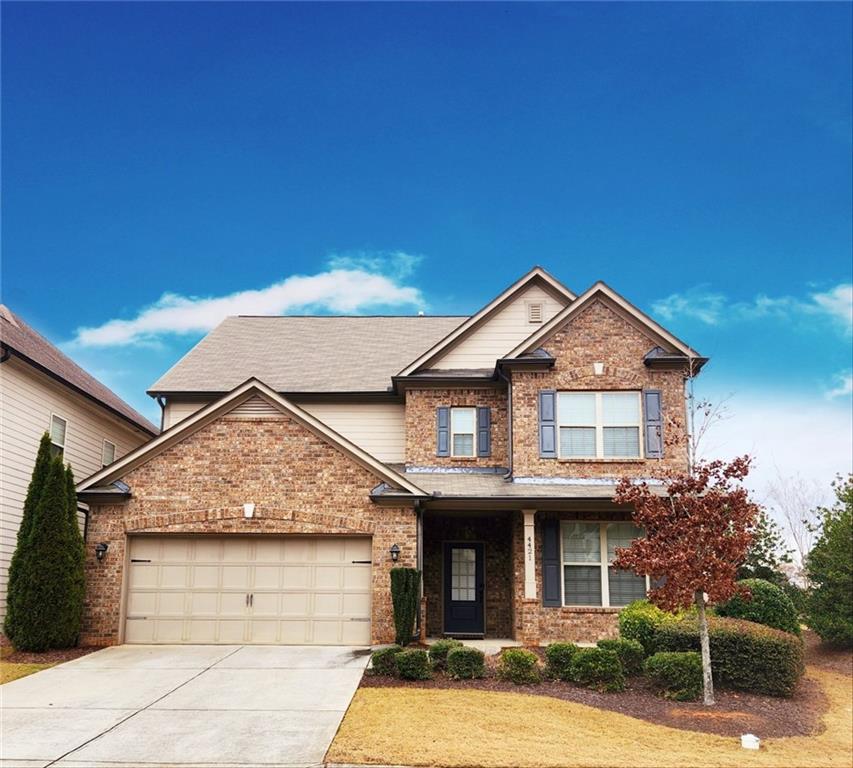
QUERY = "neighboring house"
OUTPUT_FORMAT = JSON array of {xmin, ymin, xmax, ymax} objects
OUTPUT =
[
  {"xmin": 76, "ymin": 267, "xmax": 706, "ymax": 647},
  {"xmin": 0, "ymin": 305, "xmax": 158, "ymax": 621}
]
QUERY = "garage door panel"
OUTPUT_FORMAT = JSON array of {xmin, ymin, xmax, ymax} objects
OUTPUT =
[{"xmin": 125, "ymin": 536, "xmax": 371, "ymax": 645}]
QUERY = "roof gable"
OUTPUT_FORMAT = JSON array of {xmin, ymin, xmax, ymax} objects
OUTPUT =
[{"xmin": 77, "ymin": 378, "xmax": 426, "ymax": 496}]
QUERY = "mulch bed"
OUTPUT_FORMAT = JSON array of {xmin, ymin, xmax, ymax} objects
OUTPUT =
[
  {"xmin": 360, "ymin": 637, "xmax": 845, "ymax": 738},
  {"xmin": 0, "ymin": 634, "xmax": 103, "ymax": 665},
  {"xmin": 803, "ymin": 629, "xmax": 853, "ymax": 676}
]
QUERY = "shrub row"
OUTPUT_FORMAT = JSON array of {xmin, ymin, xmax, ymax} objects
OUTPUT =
[
  {"xmin": 372, "ymin": 642, "xmax": 485, "ymax": 680},
  {"xmin": 618, "ymin": 599, "xmax": 675, "ymax": 655},
  {"xmin": 644, "ymin": 652, "xmax": 702, "ymax": 701}
]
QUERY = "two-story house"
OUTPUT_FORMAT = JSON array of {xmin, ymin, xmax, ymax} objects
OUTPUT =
[
  {"xmin": 76, "ymin": 267, "xmax": 705, "ymax": 647},
  {"xmin": 0, "ymin": 305, "xmax": 158, "ymax": 621}
]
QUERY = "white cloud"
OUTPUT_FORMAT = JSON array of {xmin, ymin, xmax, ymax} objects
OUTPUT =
[
  {"xmin": 826, "ymin": 371, "xmax": 853, "ymax": 400},
  {"xmin": 73, "ymin": 253, "xmax": 424, "ymax": 347},
  {"xmin": 652, "ymin": 282, "xmax": 853, "ymax": 335}
]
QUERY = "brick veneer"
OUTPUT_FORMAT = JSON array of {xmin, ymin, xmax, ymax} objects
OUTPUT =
[
  {"xmin": 511, "ymin": 299, "xmax": 690, "ymax": 479},
  {"xmin": 405, "ymin": 387, "xmax": 508, "ymax": 468},
  {"xmin": 81, "ymin": 411, "xmax": 416, "ymax": 646},
  {"xmin": 422, "ymin": 513, "xmax": 514, "ymax": 638}
]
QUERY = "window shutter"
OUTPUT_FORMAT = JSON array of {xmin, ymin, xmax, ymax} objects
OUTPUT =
[
  {"xmin": 542, "ymin": 518, "xmax": 561, "ymax": 607},
  {"xmin": 538, "ymin": 390, "xmax": 557, "ymax": 458},
  {"xmin": 436, "ymin": 407, "xmax": 450, "ymax": 457},
  {"xmin": 643, "ymin": 389, "xmax": 664, "ymax": 458},
  {"xmin": 477, "ymin": 406, "xmax": 491, "ymax": 457}
]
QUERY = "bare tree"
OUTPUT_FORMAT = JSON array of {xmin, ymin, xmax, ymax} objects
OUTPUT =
[{"xmin": 766, "ymin": 470, "xmax": 824, "ymax": 581}]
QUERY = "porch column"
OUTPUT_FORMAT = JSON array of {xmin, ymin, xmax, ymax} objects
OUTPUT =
[{"xmin": 523, "ymin": 509, "xmax": 537, "ymax": 599}]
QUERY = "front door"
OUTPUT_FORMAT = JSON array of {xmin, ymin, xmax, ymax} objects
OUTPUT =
[{"xmin": 443, "ymin": 542, "xmax": 485, "ymax": 635}]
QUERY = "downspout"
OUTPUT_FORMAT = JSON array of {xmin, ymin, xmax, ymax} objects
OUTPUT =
[
  {"xmin": 498, "ymin": 366, "xmax": 513, "ymax": 479},
  {"xmin": 156, "ymin": 396, "xmax": 167, "ymax": 433},
  {"xmin": 415, "ymin": 499, "xmax": 425, "ymax": 639},
  {"xmin": 0, "ymin": 345, "xmax": 10, "ymax": 364}
]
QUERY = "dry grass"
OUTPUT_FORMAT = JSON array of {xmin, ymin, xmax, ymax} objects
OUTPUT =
[
  {"xmin": 327, "ymin": 667, "xmax": 853, "ymax": 768},
  {"xmin": 0, "ymin": 645, "xmax": 54, "ymax": 684}
]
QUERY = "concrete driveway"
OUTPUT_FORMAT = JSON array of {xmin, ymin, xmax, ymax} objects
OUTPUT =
[{"xmin": 0, "ymin": 644, "xmax": 370, "ymax": 768}]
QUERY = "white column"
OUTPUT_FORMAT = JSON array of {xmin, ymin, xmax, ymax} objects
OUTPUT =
[{"xmin": 523, "ymin": 509, "xmax": 537, "ymax": 599}]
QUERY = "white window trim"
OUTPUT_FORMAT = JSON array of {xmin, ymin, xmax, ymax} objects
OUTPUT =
[
  {"xmin": 450, "ymin": 406, "xmax": 477, "ymax": 458},
  {"xmin": 557, "ymin": 391, "xmax": 644, "ymax": 460},
  {"xmin": 102, "ymin": 439, "xmax": 116, "ymax": 467},
  {"xmin": 49, "ymin": 413, "xmax": 67, "ymax": 456},
  {"xmin": 559, "ymin": 521, "xmax": 649, "ymax": 608}
]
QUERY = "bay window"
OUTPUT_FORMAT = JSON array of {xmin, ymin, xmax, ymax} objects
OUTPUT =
[
  {"xmin": 561, "ymin": 521, "xmax": 647, "ymax": 607},
  {"xmin": 557, "ymin": 391, "xmax": 642, "ymax": 459}
]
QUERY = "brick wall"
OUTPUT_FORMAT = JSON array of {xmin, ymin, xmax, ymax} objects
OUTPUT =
[
  {"xmin": 81, "ymin": 411, "xmax": 416, "ymax": 646},
  {"xmin": 511, "ymin": 299, "xmax": 689, "ymax": 479},
  {"xmin": 422, "ymin": 513, "xmax": 514, "ymax": 638},
  {"xmin": 405, "ymin": 387, "xmax": 508, "ymax": 467}
]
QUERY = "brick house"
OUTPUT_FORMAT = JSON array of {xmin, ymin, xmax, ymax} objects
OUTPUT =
[{"xmin": 76, "ymin": 267, "xmax": 706, "ymax": 647}]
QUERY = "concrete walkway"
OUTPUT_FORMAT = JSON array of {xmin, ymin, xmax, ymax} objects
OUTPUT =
[{"xmin": 0, "ymin": 644, "xmax": 370, "ymax": 768}]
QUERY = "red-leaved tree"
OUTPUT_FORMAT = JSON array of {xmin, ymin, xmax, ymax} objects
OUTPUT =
[{"xmin": 613, "ymin": 456, "xmax": 759, "ymax": 705}]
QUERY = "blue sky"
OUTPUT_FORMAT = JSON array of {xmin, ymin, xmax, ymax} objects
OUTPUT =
[{"xmin": 2, "ymin": 2, "xmax": 851, "ymax": 501}]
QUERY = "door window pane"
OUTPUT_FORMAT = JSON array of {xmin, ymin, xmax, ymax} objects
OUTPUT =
[
  {"xmin": 603, "ymin": 427, "xmax": 640, "ymax": 457},
  {"xmin": 451, "ymin": 548, "xmax": 476, "ymax": 602},
  {"xmin": 560, "ymin": 427, "xmax": 596, "ymax": 457},
  {"xmin": 564, "ymin": 565, "xmax": 602, "ymax": 606},
  {"xmin": 562, "ymin": 522, "xmax": 601, "ymax": 563}
]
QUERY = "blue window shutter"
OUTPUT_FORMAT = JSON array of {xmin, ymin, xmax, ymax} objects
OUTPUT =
[
  {"xmin": 477, "ymin": 406, "xmax": 491, "ymax": 457},
  {"xmin": 542, "ymin": 518, "xmax": 561, "ymax": 607},
  {"xmin": 539, "ymin": 390, "xmax": 557, "ymax": 458},
  {"xmin": 436, "ymin": 407, "xmax": 450, "ymax": 457},
  {"xmin": 644, "ymin": 389, "xmax": 664, "ymax": 458}
]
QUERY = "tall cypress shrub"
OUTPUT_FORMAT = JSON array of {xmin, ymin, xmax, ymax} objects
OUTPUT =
[
  {"xmin": 4, "ymin": 433, "xmax": 53, "ymax": 642},
  {"xmin": 390, "ymin": 567, "xmax": 420, "ymax": 646},
  {"xmin": 8, "ymin": 458, "xmax": 83, "ymax": 651},
  {"xmin": 63, "ymin": 464, "xmax": 86, "ymax": 644}
]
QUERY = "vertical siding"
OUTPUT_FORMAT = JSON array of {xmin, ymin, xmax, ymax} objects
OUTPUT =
[
  {"xmin": 431, "ymin": 284, "xmax": 568, "ymax": 369},
  {"xmin": 0, "ymin": 358, "xmax": 151, "ymax": 619}
]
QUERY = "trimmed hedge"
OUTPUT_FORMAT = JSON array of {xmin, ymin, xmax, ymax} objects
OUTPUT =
[
  {"xmin": 644, "ymin": 652, "xmax": 703, "ymax": 701},
  {"xmin": 544, "ymin": 642, "xmax": 579, "ymax": 681},
  {"xmin": 655, "ymin": 616, "xmax": 804, "ymax": 697},
  {"xmin": 569, "ymin": 648, "xmax": 625, "ymax": 692},
  {"xmin": 618, "ymin": 600, "xmax": 675, "ymax": 656},
  {"xmin": 597, "ymin": 638, "xmax": 645, "ymax": 676},
  {"xmin": 428, "ymin": 639, "xmax": 463, "ymax": 670},
  {"xmin": 390, "ymin": 568, "xmax": 421, "ymax": 646},
  {"xmin": 716, "ymin": 579, "xmax": 801, "ymax": 635},
  {"xmin": 371, "ymin": 645, "xmax": 404, "ymax": 676},
  {"xmin": 498, "ymin": 648, "xmax": 541, "ymax": 684},
  {"xmin": 396, "ymin": 648, "xmax": 431, "ymax": 680},
  {"xmin": 447, "ymin": 646, "xmax": 485, "ymax": 679}
]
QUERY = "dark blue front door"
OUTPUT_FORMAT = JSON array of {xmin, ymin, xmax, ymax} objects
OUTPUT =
[{"xmin": 443, "ymin": 543, "xmax": 485, "ymax": 635}]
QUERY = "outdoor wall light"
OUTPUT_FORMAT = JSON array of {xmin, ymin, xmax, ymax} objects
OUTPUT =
[
  {"xmin": 95, "ymin": 542, "xmax": 109, "ymax": 561},
  {"xmin": 389, "ymin": 543, "xmax": 400, "ymax": 562}
]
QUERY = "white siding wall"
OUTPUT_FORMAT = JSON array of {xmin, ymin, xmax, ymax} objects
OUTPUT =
[
  {"xmin": 0, "ymin": 358, "xmax": 151, "ymax": 619},
  {"xmin": 163, "ymin": 396, "xmax": 406, "ymax": 463},
  {"xmin": 431, "ymin": 284, "xmax": 568, "ymax": 369}
]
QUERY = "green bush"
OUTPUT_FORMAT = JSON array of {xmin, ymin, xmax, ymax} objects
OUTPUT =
[
  {"xmin": 644, "ymin": 652, "xmax": 703, "ymax": 701},
  {"xmin": 428, "ymin": 638, "xmax": 463, "ymax": 670},
  {"xmin": 618, "ymin": 600, "xmax": 675, "ymax": 655},
  {"xmin": 446, "ymin": 646, "xmax": 485, "ymax": 679},
  {"xmin": 389, "ymin": 567, "xmax": 421, "ymax": 646},
  {"xmin": 597, "ymin": 638, "xmax": 645, "ymax": 676},
  {"xmin": 544, "ymin": 642, "xmax": 579, "ymax": 681},
  {"xmin": 370, "ymin": 645, "xmax": 404, "ymax": 676},
  {"xmin": 716, "ymin": 579, "xmax": 800, "ymax": 635},
  {"xmin": 395, "ymin": 648, "xmax": 432, "ymax": 680},
  {"xmin": 568, "ymin": 648, "xmax": 625, "ymax": 692},
  {"xmin": 497, "ymin": 648, "xmax": 541, "ymax": 684},
  {"xmin": 655, "ymin": 616, "xmax": 804, "ymax": 697},
  {"xmin": 804, "ymin": 478, "xmax": 853, "ymax": 647}
]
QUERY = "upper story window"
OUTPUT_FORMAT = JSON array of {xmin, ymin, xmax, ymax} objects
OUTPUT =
[
  {"xmin": 562, "ymin": 521, "xmax": 647, "ymax": 607},
  {"xmin": 557, "ymin": 391, "xmax": 642, "ymax": 459},
  {"xmin": 102, "ymin": 439, "xmax": 116, "ymax": 467},
  {"xmin": 49, "ymin": 414, "xmax": 67, "ymax": 459},
  {"xmin": 450, "ymin": 407, "xmax": 476, "ymax": 457}
]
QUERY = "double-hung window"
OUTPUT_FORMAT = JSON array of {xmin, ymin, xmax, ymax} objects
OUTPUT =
[
  {"xmin": 450, "ymin": 407, "xmax": 476, "ymax": 457},
  {"xmin": 557, "ymin": 391, "xmax": 642, "ymax": 459},
  {"xmin": 102, "ymin": 439, "xmax": 116, "ymax": 467},
  {"xmin": 49, "ymin": 414, "xmax": 67, "ymax": 459},
  {"xmin": 561, "ymin": 521, "xmax": 647, "ymax": 607}
]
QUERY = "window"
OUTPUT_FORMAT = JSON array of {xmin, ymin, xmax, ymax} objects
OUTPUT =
[
  {"xmin": 561, "ymin": 521, "xmax": 647, "ymax": 607},
  {"xmin": 49, "ymin": 415, "xmax": 67, "ymax": 459},
  {"xmin": 557, "ymin": 391, "xmax": 642, "ymax": 459},
  {"xmin": 450, "ymin": 407, "xmax": 476, "ymax": 457},
  {"xmin": 102, "ymin": 439, "xmax": 116, "ymax": 467}
]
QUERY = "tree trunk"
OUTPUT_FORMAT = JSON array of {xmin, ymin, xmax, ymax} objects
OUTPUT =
[{"xmin": 695, "ymin": 589, "xmax": 715, "ymax": 706}]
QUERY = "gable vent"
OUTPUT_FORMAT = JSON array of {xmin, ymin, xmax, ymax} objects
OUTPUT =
[
  {"xmin": 226, "ymin": 395, "xmax": 285, "ymax": 420},
  {"xmin": 527, "ymin": 302, "xmax": 544, "ymax": 324}
]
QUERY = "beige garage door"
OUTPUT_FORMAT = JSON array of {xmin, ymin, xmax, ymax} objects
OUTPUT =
[{"xmin": 124, "ymin": 536, "xmax": 372, "ymax": 645}]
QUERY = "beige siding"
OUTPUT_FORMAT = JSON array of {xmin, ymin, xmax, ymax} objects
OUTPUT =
[
  {"xmin": 163, "ymin": 399, "xmax": 211, "ymax": 430},
  {"xmin": 431, "ymin": 284, "xmax": 568, "ymax": 369},
  {"xmin": 0, "ymin": 358, "xmax": 150, "ymax": 619}
]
